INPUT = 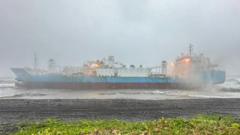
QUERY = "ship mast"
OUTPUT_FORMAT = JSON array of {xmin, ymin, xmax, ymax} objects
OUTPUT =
[{"xmin": 189, "ymin": 44, "xmax": 193, "ymax": 56}]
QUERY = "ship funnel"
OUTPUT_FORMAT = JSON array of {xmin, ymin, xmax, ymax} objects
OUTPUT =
[
  {"xmin": 48, "ymin": 59, "xmax": 56, "ymax": 71},
  {"xmin": 108, "ymin": 56, "xmax": 115, "ymax": 62},
  {"xmin": 162, "ymin": 61, "xmax": 167, "ymax": 75}
]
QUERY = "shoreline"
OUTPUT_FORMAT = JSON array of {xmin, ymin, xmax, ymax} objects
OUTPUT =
[
  {"xmin": 1, "ymin": 98, "xmax": 240, "ymax": 124},
  {"xmin": 1, "ymin": 98, "xmax": 240, "ymax": 134}
]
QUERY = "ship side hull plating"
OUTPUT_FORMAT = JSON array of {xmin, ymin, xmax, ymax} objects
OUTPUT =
[
  {"xmin": 15, "ymin": 82, "xmax": 178, "ymax": 90},
  {"xmin": 12, "ymin": 68, "xmax": 225, "ymax": 90}
]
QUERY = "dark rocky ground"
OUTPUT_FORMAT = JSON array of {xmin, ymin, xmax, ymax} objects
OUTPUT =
[{"xmin": 1, "ymin": 98, "xmax": 240, "ymax": 134}]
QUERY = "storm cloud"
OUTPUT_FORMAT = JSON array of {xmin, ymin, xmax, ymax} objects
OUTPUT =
[{"xmin": 0, "ymin": 0, "xmax": 240, "ymax": 77}]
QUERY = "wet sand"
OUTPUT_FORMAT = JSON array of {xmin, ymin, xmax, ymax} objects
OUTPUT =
[
  {"xmin": 1, "ymin": 98, "xmax": 240, "ymax": 134},
  {"xmin": 1, "ymin": 98, "xmax": 240, "ymax": 123}
]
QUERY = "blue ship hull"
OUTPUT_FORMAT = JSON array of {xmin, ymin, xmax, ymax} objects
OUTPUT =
[{"xmin": 11, "ymin": 68, "xmax": 225, "ymax": 89}]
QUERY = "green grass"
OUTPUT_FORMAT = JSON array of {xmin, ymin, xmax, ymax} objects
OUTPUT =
[{"xmin": 14, "ymin": 116, "xmax": 240, "ymax": 135}]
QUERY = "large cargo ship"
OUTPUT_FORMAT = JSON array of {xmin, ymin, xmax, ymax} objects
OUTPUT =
[{"xmin": 12, "ymin": 46, "xmax": 225, "ymax": 89}]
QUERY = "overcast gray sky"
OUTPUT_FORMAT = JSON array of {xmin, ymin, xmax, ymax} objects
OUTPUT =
[{"xmin": 0, "ymin": 0, "xmax": 240, "ymax": 77}]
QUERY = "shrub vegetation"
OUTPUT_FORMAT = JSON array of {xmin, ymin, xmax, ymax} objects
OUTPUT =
[{"xmin": 14, "ymin": 115, "xmax": 240, "ymax": 135}]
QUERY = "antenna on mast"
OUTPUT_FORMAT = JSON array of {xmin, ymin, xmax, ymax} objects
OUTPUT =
[
  {"xmin": 189, "ymin": 44, "xmax": 194, "ymax": 56},
  {"xmin": 34, "ymin": 53, "xmax": 38, "ymax": 69}
]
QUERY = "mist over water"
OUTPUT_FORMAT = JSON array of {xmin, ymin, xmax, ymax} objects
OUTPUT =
[{"xmin": 0, "ymin": 1, "xmax": 239, "ymax": 100}]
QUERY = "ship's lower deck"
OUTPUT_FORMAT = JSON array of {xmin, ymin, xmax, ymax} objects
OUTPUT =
[
  {"xmin": 16, "ymin": 80, "xmax": 211, "ymax": 90},
  {"xmin": 16, "ymin": 82, "xmax": 181, "ymax": 90}
]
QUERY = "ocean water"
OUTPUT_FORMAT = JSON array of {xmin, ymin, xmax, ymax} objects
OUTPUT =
[{"xmin": 0, "ymin": 77, "xmax": 240, "ymax": 100}]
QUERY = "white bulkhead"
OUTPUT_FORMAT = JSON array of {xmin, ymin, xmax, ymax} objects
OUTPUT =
[
  {"xmin": 117, "ymin": 68, "xmax": 151, "ymax": 77},
  {"xmin": 96, "ymin": 68, "xmax": 151, "ymax": 77},
  {"xmin": 96, "ymin": 68, "xmax": 115, "ymax": 76}
]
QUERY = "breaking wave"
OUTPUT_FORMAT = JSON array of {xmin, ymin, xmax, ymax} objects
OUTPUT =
[
  {"xmin": 1, "ymin": 93, "xmax": 46, "ymax": 98},
  {"xmin": 218, "ymin": 77, "xmax": 240, "ymax": 92},
  {"xmin": 0, "ymin": 78, "xmax": 15, "ymax": 88}
]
